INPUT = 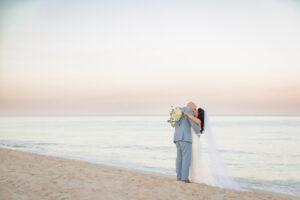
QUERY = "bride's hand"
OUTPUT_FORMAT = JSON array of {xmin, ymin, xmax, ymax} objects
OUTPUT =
[
  {"xmin": 179, "ymin": 108, "xmax": 187, "ymax": 115},
  {"xmin": 182, "ymin": 111, "xmax": 189, "ymax": 117}
]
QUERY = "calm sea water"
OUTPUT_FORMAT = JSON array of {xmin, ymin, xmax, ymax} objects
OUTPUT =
[{"xmin": 0, "ymin": 116, "xmax": 299, "ymax": 197}]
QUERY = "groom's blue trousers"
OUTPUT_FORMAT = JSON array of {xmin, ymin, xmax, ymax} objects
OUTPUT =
[{"xmin": 175, "ymin": 141, "xmax": 192, "ymax": 181}]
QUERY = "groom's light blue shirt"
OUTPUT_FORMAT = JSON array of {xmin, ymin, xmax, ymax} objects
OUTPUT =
[{"xmin": 173, "ymin": 107, "xmax": 200, "ymax": 143}]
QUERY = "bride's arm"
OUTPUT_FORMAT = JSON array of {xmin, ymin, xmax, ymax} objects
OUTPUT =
[{"xmin": 182, "ymin": 111, "xmax": 201, "ymax": 127}]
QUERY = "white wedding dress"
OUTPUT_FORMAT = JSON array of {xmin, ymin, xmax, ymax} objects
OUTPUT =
[{"xmin": 189, "ymin": 112, "xmax": 242, "ymax": 190}]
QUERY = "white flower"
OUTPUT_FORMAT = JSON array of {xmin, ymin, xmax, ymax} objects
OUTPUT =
[
  {"xmin": 168, "ymin": 107, "xmax": 183, "ymax": 127},
  {"xmin": 172, "ymin": 108, "xmax": 182, "ymax": 121}
]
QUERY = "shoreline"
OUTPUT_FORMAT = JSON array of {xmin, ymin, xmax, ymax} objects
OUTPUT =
[{"xmin": 0, "ymin": 147, "xmax": 298, "ymax": 200}]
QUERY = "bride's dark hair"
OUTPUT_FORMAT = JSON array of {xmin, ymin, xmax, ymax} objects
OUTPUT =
[{"xmin": 197, "ymin": 108, "xmax": 205, "ymax": 133}]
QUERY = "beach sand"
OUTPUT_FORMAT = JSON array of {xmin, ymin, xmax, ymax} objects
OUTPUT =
[{"xmin": 0, "ymin": 148, "xmax": 298, "ymax": 200}]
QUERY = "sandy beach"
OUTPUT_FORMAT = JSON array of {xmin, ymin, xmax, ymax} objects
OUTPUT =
[{"xmin": 0, "ymin": 148, "xmax": 298, "ymax": 200}]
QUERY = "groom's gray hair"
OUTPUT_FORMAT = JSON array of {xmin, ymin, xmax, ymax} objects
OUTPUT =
[{"xmin": 187, "ymin": 102, "xmax": 196, "ymax": 108}]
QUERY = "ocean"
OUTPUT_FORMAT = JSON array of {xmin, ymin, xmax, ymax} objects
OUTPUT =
[{"xmin": 0, "ymin": 116, "xmax": 299, "ymax": 197}]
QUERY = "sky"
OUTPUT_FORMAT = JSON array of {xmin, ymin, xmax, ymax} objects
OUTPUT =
[{"xmin": 0, "ymin": 0, "xmax": 300, "ymax": 115}]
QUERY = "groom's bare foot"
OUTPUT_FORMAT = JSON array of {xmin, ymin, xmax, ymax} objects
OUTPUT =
[{"xmin": 182, "ymin": 180, "xmax": 191, "ymax": 183}]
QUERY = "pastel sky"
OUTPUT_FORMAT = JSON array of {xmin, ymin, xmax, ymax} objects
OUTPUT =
[{"xmin": 0, "ymin": 0, "xmax": 299, "ymax": 115}]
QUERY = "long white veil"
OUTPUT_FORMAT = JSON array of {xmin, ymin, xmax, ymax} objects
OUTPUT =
[{"xmin": 203, "ymin": 112, "xmax": 243, "ymax": 190}]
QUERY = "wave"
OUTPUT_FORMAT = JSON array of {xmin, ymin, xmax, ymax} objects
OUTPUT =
[
  {"xmin": 103, "ymin": 145, "xmax": 172, "ymax": 151},
  {"xmin": 237, "ymin": 178, "xmax": 300, "ymax": 197}
]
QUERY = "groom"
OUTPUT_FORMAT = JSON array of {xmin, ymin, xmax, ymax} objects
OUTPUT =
[{"xmin": 174, "ymin": 102, "xmax": 200, "ymax": 183}]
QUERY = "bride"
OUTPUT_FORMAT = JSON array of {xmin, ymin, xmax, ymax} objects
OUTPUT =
[{"xmin": 182, "ymin": 108, "xmax": 242, "ymax": 190}]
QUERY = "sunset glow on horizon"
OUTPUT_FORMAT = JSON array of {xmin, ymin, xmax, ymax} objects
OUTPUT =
[{"xmin": 0, "ymin": 0, "xmax": 300, "ymax": 115}]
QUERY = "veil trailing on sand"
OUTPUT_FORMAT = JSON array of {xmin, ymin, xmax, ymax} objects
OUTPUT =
[
  {"xmin": 201, "ymin": 112, "xmax": 243, "ymax": 190},
  {"xmin": 190, "ymin": 111, "xmax": 244, "ymax": 190}
]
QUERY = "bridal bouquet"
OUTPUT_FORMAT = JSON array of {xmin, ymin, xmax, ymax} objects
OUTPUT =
[{"xmin": 168, "ymin": 107, "xmax": 184, "ymax": 127}]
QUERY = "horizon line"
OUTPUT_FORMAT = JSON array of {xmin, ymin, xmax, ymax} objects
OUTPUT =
[{"xmin": 0, "ymin": 114, "xmax": 299, "ymax": 117}]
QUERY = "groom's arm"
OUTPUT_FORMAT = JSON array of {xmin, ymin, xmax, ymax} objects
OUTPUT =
[
  {"xmin": 183, "ymin": 107, "xmax": 201, "ymax": 134},
  {"xmin": 191, "ymin": 122, "xmax": 201, "ymax": 134}
]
